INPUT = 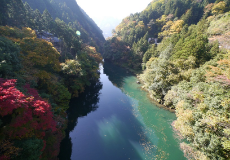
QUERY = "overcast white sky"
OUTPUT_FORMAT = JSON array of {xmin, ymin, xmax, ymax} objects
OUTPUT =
[{"xmin": 76, "ymin": 0, "xmax": 152, "ymax": 20}]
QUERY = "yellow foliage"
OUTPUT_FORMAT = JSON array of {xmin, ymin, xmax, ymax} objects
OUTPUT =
[
  {"xmin": 19, "ymin": 38, "xmax": 61, "ymax": 72},
  {"xmin": 171, "ymin": 20, "xmax": 184, "ymax": 33},
  {"xmin": 159, "ymin": 20, "xmax": 184, "ymax": 37},
  {"xmin": 162, "ymin": 21, "xmax": 174, "ymax": 31},
  {"xmin": 174, "ymin": 101, "xmax": 194, "ymax": 137},
  {"xmin": 21, "ymin": 27, "xmax": 36, "ymax": 38},
  {"xmin": 145, "ymin": 0, "xmax": 164, "ymax": 12},
  {"xmin": 0, "ymin": 26, "xmax": 62, "ymax": 92},
  {"xmin": 135, "ymin": 21, "xmax": 145, "ymax": 28},
  {"xmin": 0, "ymin": 26, "xmax": 36, "ymax": 38},
  {"xmin": 212, "ymin": 1, "xmax": 226, "ymax": 15},
  {"xmin": 146, "ymin": 57, "xmax": 157, "ymax": 69},
  {"xmin": 192, "ymin": 91, "xmax": 204, "ymax": 102},
  {"xmin": 197, "ymin": 103, "xmax": 207, "ymax": 112},
  {"xmin": 156, "ymin": 15, "xmax": 167, "ymax": 25}
]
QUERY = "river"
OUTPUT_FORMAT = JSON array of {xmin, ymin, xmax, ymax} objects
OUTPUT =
[{"xmin": 58, "ymin": 61, "xmax": 186, "ymax": 160}]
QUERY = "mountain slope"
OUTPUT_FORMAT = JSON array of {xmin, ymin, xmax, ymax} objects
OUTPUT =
[
  {"xmin": 22, "ymin": 0, "xmax": 105, "ymax": 51},
  {"xmin": 103, "ymin": 0, "xmax": 230, "ymax": 159},
  {"xmin": 0, "ymin": 0, "xmax": 104, "ymax": 159}
]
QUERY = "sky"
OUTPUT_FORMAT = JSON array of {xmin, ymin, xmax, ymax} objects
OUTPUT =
[
  {"xmin": 76, "ymin": 0, "xmax": 152, "ymax": 22},
  {"xmin": 76, "ymin": 0, "xmax": 152, "ymax": 38}
]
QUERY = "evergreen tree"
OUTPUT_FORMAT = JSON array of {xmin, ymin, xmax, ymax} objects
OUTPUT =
[
  {"xmin": 33, "ymin": 9, "xmax": 43, "ymax": 31},
  {"xmin": 0, "ymin": 0, "xmax": 8, "ymax": 25},
  {"xmin": 24, "ymin": 2, "xmax": 35, "ymax": 28},
  {"xmin": 42, "ymin": 9, "xmax": 54, "ymax": 32},
  {"xmin": 8, "ymin": 0, "xmax": 26, "ymax": 27}
]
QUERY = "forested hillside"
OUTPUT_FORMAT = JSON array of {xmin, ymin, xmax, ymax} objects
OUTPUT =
[
  {"xmin": 104, "ymin": 0, "xmax": 230, "ymax": 159},
  {"xmin": 21, "ymin": 0, "xmax": 105, "ymax": 52},
  {"xmin": 0, "ymin": 0, "xmax": 104, "ymax": 159}
]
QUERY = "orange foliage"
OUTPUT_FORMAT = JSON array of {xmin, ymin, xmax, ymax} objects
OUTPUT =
[{"xmin": 83, "ymin": 45, "xmax": 103, "ymax": 64}]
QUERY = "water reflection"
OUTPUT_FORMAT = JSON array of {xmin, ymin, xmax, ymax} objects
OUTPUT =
[
  {"xmin": 59, "ymin": 62, "xmax": 185, "ymax": 160},
  {"xmin": 58, "ymin": 81, "xmax": 102, "ymax": 160},
  {"xmin": 103, "ymin": 61, "xmax": 185, "ymax": 160},
  {"xmin": 103, "ymin": 61, "xmax": 134, "ymax": 88}
]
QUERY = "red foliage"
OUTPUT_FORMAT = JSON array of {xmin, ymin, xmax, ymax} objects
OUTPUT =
[
  {"xmin": 0, "ymin": 155, "xmax": 9, "ymax": 160},
  {"xmin": 0, "ymin": 78, "xmax": 68, "ymax": 159},
  {"xmin": 0, "ymin": 79, "xmax": 26, "ymax": 116},
  {"xmin": 0, "ymin": 78, "xmax": 56, "ymax": 143}
]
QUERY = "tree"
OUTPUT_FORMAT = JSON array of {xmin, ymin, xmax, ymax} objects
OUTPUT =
[
  {"xmin": 33, "ymin": 9, "xmax": 43, "ymax": 31},
  {"xmin": 0, "ymin": 36, "xmax": 21, "ymax": 78},
  {"xmin": 7, "ymin": 0, "xmax": 26, "ymax": 27},
  {"xmin": 24, "ymin": 2, "xmax": 35, "ymax": 28},
  {"xmin": 0, "ymin": 78, "xmax": 57, "ymax": 159},
  {"xmin": 212, "ymin": 1, "xmax": 227, "ymax": 15},
  {"xmin": 42, "ymin": 9, "xmax": 54, "ymax": 32},
  {"xmin": 0, "ymin": 0, "xmax": 8, "ymax": 25}
]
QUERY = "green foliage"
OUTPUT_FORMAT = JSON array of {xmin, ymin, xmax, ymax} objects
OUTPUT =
[
  {"xmin": 167, "ymin": 80, "xmax": 230, "ymax": 159},
  {"xmin": 163, "ymin": 53, "xmax": 230, "ymax": 159},
  {"xmin": 0, "ymin": 0, "xmax": 8, "ymax": 25},
  {"xmin": 142, "ymin": 44, "xmax": 158, "ymax": 70},
  {"xmin": 0, "ymin": 36, "xmax": 21, "ymax": 78},
  {"xmin": 42, "ymin": 9, "xmax": 55, "ymax": 32},
  {"xmin": 49, "ymin": 83, "xmax": 71, "ymax": 112},
  {"xmin": 63, "ymin": 46, "xmax": 102, "ymax": 97},
  {"xmin": 140, "ymin": 57, "xmax": 180, "ymax": 102},
  {"xmin": 13, "ymin": 138, "xmax": 43, "ymax": 160},
  {"xmin": 21, "ymin": 0, "xmax": 105, "ymax": 50},
  {"xmin": 212, "ymin": 1, "xmax": 227, "ymax": 14},
  {"xmin": 105, "ymin": 0, "xmax": 223, "ymax": 71},
  {"xmin": 103, "ymin": 37, "xmax": 134, "ymax": 67}
]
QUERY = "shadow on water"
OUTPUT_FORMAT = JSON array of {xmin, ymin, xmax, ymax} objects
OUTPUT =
[
  {"xmin": 103, "ymin": 61, "xmax": 134, "ymax": 88},
  {"xmin": 58, "ymin": 81, "xmax": 103, "ymax": 160}
]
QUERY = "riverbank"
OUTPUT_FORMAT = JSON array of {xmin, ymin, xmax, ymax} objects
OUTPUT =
[
  {"xmin": 104, "ymin": 60, "xmax": 175, "ymax": 113},
  {"xmin": 136, "ymin": 75, "xmax": 176, "ymax": 113}
]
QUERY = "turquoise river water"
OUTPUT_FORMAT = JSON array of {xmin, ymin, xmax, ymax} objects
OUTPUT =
[{"xmin": 58, "ymin": 61, "xmax": 186, "ymax": 160}]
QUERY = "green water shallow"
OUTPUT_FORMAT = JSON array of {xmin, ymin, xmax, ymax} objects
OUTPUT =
[
  {"xmin": 59, "ymin": 61, "xmax": 186, "ymax": 160},
  {"xmin": 121, "ymin": 76, "xmax": 184, "ymax": 160}
]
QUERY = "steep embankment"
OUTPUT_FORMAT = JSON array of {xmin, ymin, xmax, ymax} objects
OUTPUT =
[
  {"xmin": 0, "ymin": 0, "xmax": 104, "ymax": 159},
  {"xmin": 103, "ymin": 0, "xmax": 230, "ymax": 159}
]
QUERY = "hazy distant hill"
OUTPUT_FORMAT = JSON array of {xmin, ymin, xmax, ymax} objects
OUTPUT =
[{"xmin": 94, "ymin": 16, "xmax": 122, "ymax": 38}]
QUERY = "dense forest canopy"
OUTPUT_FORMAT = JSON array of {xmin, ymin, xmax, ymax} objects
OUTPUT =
[
  {"xmin": 104, "ymin": 0, "xmax": 230, "ymax": 159},
  {"xmin": 0, "ymin": 0, "xmax": 104, "ymax": 159}
]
